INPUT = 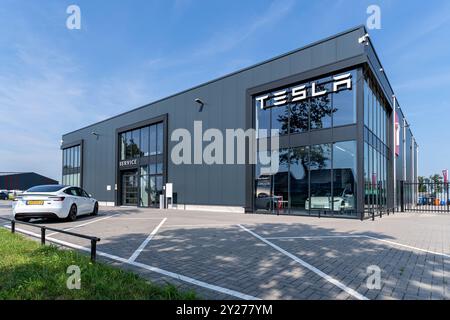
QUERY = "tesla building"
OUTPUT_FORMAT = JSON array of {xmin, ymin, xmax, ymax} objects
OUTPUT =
[{"xmin": 61, "ymin": 26, "xmax": 418, "ymax": 219}]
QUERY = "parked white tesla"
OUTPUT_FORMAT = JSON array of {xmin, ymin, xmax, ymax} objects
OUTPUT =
[
  {"xmin": 305, "ymin": 189, "xmax": 355, "ymax": 211},
  {"xmin": 12, "ymin": 185, "xmax": 99, "ymax": 222}
]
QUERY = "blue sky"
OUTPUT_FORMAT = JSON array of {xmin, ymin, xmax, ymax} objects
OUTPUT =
[{"xmin": 0, "ymin": 0, "xmax": 449, "ymax": 181}]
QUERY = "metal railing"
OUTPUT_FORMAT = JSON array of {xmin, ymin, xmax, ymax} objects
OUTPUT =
[
  {"xmin": 401, "ymin": 181, "xmax": 450, "ymax": 213},
  {"xmin": 366, "ymin": 207, "xmax": 396, "ymax": 221},
  {"xmin": 0, "ymin": 217, "xmax": 101, "ymax": 262}
]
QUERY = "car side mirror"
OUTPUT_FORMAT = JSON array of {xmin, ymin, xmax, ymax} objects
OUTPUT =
[{"xmin": 89, "ymin": 194, "xmax": 92, "ymax": 198}]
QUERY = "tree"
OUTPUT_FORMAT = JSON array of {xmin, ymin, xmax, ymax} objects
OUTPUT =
[
  {"xmin": 429, "ymin": 174, "xmax": 443, "ymax": 194},
  {"xmin": 417, "ymin": 176, "xmax": 427, "ymax": 193}
]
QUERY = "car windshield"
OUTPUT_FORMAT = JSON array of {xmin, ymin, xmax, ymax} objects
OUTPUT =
[
  {"xmin": 26, "ymin": 185, "xmax": 65, "ymax": 193},
  {"xmin": 311, "ymin": 190, "xmax": 331, "ymax": 197}
]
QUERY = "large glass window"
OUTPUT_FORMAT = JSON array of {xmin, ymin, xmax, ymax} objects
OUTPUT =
[
  {"xmin": 308, "ymin": 144, "xmax": 332, "ymax": 212},
  {"xmin": 120, "ymin": 134, "xmax": 126, "ymax": 160},
  {"xmin": 137, "ymin": 162, "xmax": 164, "ymax": 208},
  {"xmin": 364, "ymin": 80, "xmax": 369, "ymax": 127},
  {"xmin": 140, "ymin": 126, "xmax": 149, "ymax": 157},
  {"xmin": 364, "ymin": 140, "xmax": 388, "ymax": 216},
  {"xmin": 125, "ymin": 131, "xmax": 132, "ymax": 159},
  {"xmin": 364, "ymin": 142, "xmax": 370, "ymax": 211},
  {"xmin": 150, "ymin": 124, "xmax": 157, "ymax": 156},
  {"xmin": 130, "ymin": 129, "xmax": 141, "ymax": 158},
  {"xmin": 118, "ymin": 121, "xmax": 166, "ymax": 207},
  {"xmin": 255, "ymin": 69, "xmax": 358, "ymax": 138},
  {"xmin": 310, "ymin": 81, "xmax": 332, "ymax": 130},
  {"xmin": 62, "ymin": 145, "xmax": 81, "ymax": 187},
  {"xmin": 365, "ymin": 79, "xmax": 387, "ymax": 143},
  {"xmin": 272, "ymin": 105, "xmax": 289, "ymax": 136},
  {"xmin": 149, "ymin": 175, "xmax": 164, "ymax": 207},
  {"xmin": 290, "ymin": 100, "xmax": 309, "ymax": 134},
  {"xmin": 255, "ymin": 150, "xmax": 273, "ymax": 211},
  {"xmin": 333, "ymin": 141, "xmax": 356, "ymax": 212},
  {"xmin": 333, "ymin": 70, "xmax": 357, "ymax": 127},
  {"xmin": 290, "ymin": 146, "xmax": 309, "ymax": 214},
  {"xmin": 256, "ymin": 98, "xmax": 271, "ymax": 138},
  {"xmin": 119, "ymin": 122, "xmax": 164, "ymax": 160},
  {"xmin": 140, "ymin": 166, "xmax": 149, "ymax": 207},
  {"xmin": 363, "ymin": 75, "xmax": 390, "ymax": 217},
  {"xmin": 370, "ymin": 89, "xmax": 375, "ymax": 134},
  {"xmin": 122, "ymin": 171, "xmax": 138, "ymax": 206},
  {"xmin": 157, "ymin": 122, "xmax": 164, "ymax": 155},
  {"xmin": 254, "ymin": 141, "xmax": 358, "ymax": 217},
  {"xmin": 273, "ymin": 149, "xmax": 290, "ymax": 214}
]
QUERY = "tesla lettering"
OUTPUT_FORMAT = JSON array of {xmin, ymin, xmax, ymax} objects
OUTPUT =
[
  {"xmin": 333, "ymin": 73, "xmax": 352, "ymax": 92},
  {"xmin": 311, "ymin": 82, "xmax": 327, "ymax": 97},
  {"xmin": 291, "ymin": 85, "xmax": 307, "ymax": 102},
  {"xmin": 258, "ymin": 73, "xmax": 352, "ymax": 109},
  {"xmin": 273, "ymin": 90, "xmax": 287, "ymax": 106}
]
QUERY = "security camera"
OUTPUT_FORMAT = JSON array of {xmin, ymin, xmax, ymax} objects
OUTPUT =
[{"xmin": 358, "ymin": 33, "xmax": 370, "ymax": 45}]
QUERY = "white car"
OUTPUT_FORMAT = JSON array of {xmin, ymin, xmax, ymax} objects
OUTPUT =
[
  {"xmin": 12, "ymin": 185, "xmax": 99, "ymax": 222},
  {"xmin": 305, "ymin": 190, "xmax": 355, "ymax": 211}
]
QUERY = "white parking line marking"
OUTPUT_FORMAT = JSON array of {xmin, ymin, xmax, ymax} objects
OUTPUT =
[
  {"xmin": 363, "ymin": 236, "xmax": 450, "ymax": 259},
  {"xmin": 238, "ymin": 224, "xmax": 369, "ymax": 301},
  {"xmin": 265, "ymin": 235, "xmax": 366, "ymax": 240},
  {"xmin": 161, "ymin": 223, "xmax": 235, "ymax": 228},
  {"xmin": 110, "ymin": 217, "xmax": 166, "ymax": 220},
  {"xmin": 128, "ymin": 218, "xmax": 167, "ymax": 262},
  {"xmin": 5, "ymin": 225, "xmax": 260, "ymax": 300},
  {"xmin": 47, "ymin": 214, "xmax": 120, "ymax": 237},
  {"xmin": 264, "ymin": 234, "xmax": 450, "ymax": 259}
]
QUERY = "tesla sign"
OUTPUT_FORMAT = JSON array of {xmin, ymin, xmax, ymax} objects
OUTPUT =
[{"xmin": 256, "ymin": 73, "xmax": 352, "ymax": 110}]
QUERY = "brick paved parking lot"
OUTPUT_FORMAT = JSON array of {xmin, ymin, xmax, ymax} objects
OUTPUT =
[{"xmin": 1, "ymin": 200, "xmax": 449, "ymax": 300}]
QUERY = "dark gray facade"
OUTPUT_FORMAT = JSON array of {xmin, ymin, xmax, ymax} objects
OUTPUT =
[
  {"xmin": 61, "ymin": 26, "xmax": 418, "ymax": 218},
  {"xmin": 0, "ymin": 172, "xmax": 58, "ymax": 191}
]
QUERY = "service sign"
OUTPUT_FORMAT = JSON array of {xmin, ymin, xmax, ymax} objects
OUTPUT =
[{"xmin": 119, "ymin": 159, "xmax": 138, "ymax": 168}]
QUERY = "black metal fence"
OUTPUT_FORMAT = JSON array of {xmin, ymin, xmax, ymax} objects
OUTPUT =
[
  {"xmin": 0, "ymin": 217, "xmax": 101, "ymax": 261},
  {"xmin": 402, "ymin": 181, "xmax": 450, "ymax": 213}
]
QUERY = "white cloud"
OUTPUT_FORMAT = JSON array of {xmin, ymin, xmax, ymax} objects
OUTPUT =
[
  {"xmin": 387, "ymin": 3, "xmax": 450, "ymax": 53},
  {"xmin": 193, "ymin": 0, "xmax": 296, "ymax": 57},
  {"xmin": 0, "ymin": 40, "xmax": 154, "ymax": 181},
  {"xmin": 394, "ymin": 71, "xmax": 450, "ymax": 91}
]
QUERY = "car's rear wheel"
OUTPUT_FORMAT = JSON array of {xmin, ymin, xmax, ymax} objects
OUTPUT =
[
  {"xmin": 91, "ymin": 202, "xmax": 99, "ymax": 216},
  {"xmin": 67, "ymin": 204, "xmax": 77, "ymax": 222}
]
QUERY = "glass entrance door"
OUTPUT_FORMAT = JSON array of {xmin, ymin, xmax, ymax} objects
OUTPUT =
[
  {"xmin": 122, "ymin": 170, "xmax": 138, "ymax": 206},
  {"xmin": 139, "ymin": 163, "xmax": 164, "ymax": 208}
]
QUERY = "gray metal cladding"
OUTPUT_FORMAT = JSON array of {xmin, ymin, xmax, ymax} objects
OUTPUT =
[{"xmin": 62, "ymin": 26, "xmax": 372, "ymax": 206}]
